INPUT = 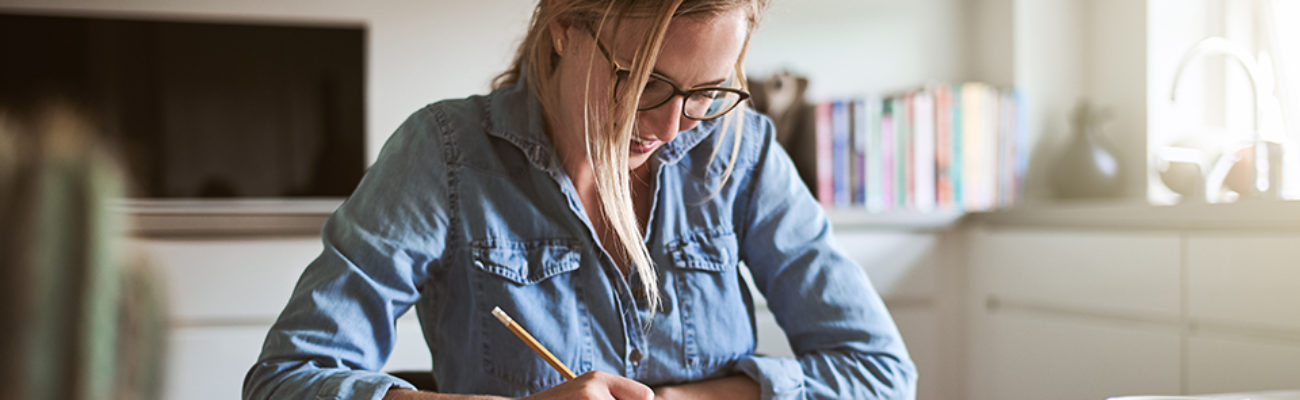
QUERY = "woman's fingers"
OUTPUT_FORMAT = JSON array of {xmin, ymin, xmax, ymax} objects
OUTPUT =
[
  {"xmin": 523, "ymin": 371, "xmax": 653, "ymax": 400},
  {"xmin": 590, "ymin": 371, "xmax": 654, "ymax": 400}
]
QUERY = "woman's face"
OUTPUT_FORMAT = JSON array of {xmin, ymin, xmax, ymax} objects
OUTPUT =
[{"xmin": 554, "ymin": 10, "xmax": 749, "ymax": 171}]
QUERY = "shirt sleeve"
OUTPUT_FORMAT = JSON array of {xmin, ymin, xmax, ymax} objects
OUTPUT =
[
  {"xmin": 243, "ymin": 107, "xmax": 450, "ymax": 400},
  {"xmin": 732, "ymin": 112, "xmax": 918, "ymax": 400}
]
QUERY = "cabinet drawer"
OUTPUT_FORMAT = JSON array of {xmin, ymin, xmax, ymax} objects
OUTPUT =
[
  {"xmin": 1187, "ymin": 233, "xmax": 1300, "ymax": 332},
  {"xmin": 833, "ymin": 231, "xmax": 939, "ymax": 299},
  {"xmin": 968, "ymin": 311, "xmax": 1181, "ymax": 400},
  {"xmin": 970, "ymin": 228, "xmax": 1181, "ymax": 318},
  {"xmin": 167, "ymin": 326, "xmax": 269, "ymax": 400},
  {"xmin": 1188, "ymin": 332, "xmax": 1300, "ymax": 394},
  {"xmin": 131, "ymin": 237, "xmax": 321, "ymax": 322}
]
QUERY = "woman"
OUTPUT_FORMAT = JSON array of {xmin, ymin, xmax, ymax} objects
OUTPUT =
[{"xmin": 244, "ymin": 1, "xmax": 916, "ymax": 399}]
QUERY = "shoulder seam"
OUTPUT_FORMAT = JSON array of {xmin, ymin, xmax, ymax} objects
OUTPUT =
[{"xmin": 428, "ymin": 102, "xmax": 464, "ymax": 253}]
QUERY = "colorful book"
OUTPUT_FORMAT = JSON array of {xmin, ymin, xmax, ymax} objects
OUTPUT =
[
  {"xmin": 867, "ymin": 97, "xmax": 885, "ymax": 212},
  {"xmin": 880, "ymin": 99, "xmax": 895, "ymax": 211},
  {"xmin": 951, "ymin": 84, "xmax": 964, "ymax": 209},
  {"xmin": 961, "ymin": 82, "xmax": 992, "ymax": 211},
  {"xmin": 805, "ymin": 81, "xmax": 1025, "ymax": 213},
  {"xmin": 933, "ymin": 85, "xmax": 954, "ymax": 209},
  {"xmin": 984, "ymin": 86, "xmax": 1001, "ymax": 211},
  {"xmin": 898, "ymin": 94, "xmax": 913, "ymax": 210},
  {"xmin": 831, "ymin": 100, "xmax": 851, "ymax": 206},
  {"xmin": 912, "ymin": 90, "xmax": 937, "ymax": 212},
  {"xmin": 852, "ymin": 97, "xmax": 872, "ymax": 206},
  {"xmin": 814, "ymin": 101, "xmax": 833, "ymax": 207}
]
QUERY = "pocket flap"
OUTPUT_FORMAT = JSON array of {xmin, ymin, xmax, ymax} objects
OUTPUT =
[
  {"xmin": 668, "ymin": 229, "xmax": 738, "ymax": 272},
  {"xmin": 471, "ymin": 240, "xmax": 581, "ymax": 285}
]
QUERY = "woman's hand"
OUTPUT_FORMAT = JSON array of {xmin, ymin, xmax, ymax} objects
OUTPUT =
[
  {"xmin": 523, "ymin": 371, "xmax": 654, "ymax": 400},
  {"xmin": 652, "ymin": 375, "xmax": 760, "ymax": 400},
  {"xmin": 381, "ymin": 371, "xmax": 652, "ymax": 400}
]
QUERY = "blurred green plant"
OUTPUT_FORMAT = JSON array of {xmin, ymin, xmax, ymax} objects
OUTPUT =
[{"xmin": 0, "ymin": 103, "xmax": 166, "ymax": 400}]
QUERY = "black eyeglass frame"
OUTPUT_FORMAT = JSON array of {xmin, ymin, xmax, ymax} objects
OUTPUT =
[{"xmin": 587, "ymin": 31, "xmax": 750, "ymax": 121}]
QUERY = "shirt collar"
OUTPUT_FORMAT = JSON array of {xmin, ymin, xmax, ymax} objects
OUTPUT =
[{"xmin": 483, "ymin": 78, "xmax": 722, "ymax": 173}]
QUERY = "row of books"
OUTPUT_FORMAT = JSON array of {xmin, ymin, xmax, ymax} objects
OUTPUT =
[{"xmin": 813, "ymin": 82, "xmax": 1027, "ymax": 212}]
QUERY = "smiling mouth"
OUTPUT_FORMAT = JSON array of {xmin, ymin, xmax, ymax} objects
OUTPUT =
[{"xmin": 631, "ymin": 135, "xmax": 656, "ymax": 146}]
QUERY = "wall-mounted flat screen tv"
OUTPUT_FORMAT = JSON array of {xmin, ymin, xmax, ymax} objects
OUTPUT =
[{"xmin": 0, "ymin": 12, "xmax": 366, "ymax": 198}]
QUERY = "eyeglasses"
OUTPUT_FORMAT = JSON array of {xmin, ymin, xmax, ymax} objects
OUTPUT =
[{"xmin": 588, "ymin": 33, "xmax": 750, "ymax": 121}]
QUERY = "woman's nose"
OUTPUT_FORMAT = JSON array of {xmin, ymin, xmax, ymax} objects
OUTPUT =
[{"xmin": 640, "ymin": 97, "xmax": 699, "ymax": 139}]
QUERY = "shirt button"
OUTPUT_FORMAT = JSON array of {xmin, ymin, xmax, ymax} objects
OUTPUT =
[{"xmin": 630, "ymin": 349, "xmax": 643, "ymax": 364}]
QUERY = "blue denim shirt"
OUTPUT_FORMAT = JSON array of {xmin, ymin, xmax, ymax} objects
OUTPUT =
[{"xmin": 244, "ymin": 79, "xmax": 916, "ymax": 400}]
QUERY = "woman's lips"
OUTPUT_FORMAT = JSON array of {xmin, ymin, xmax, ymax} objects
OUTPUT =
[{"xmin": 630, "ymin": 135, "xmax": 659, "ymax": 154}]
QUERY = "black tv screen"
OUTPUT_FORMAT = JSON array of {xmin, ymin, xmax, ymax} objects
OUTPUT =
[{"xmin": 0, "ymin": 13, "xmax": 366, "ymax": 198}]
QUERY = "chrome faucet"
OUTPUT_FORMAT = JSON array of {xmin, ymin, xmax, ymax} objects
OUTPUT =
[{"xmin": 1169, "ymin": 36, "xmax": 1275, "ymax": 200}]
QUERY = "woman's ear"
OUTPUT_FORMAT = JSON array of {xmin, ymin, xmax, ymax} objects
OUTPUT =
[{"xmin": 548, "ymin": 16, "xmax": 572, "ymax": 56}]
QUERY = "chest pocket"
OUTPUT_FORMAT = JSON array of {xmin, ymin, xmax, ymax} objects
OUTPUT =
[
  {"xmin": 666, "ymin": 228, "xmax": 754, "ymax": 371},
  {"xmin": 470, "ymin": 240, "xmax": 591, "ymax": 393}
]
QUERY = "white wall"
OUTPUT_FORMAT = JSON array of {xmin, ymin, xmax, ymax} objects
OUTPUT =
[
  {"xmin": 2, "ymin": 0, "xmax": 981, "ymax": 162},
  {"xmin": 746, "ymin": 0, "xmax": 970, "ymax": 99},
  {"xmin": 1, "ymin": 0, "xmax": 984, "ymax": 162},
  {"xmin": 1011, "ymin": 0, "xmax": 1087, "ymax": 202},
  {"xmin": 0, "ymin": 0, "xmax": 535, "ymax": 164},
  {"xmin": 1084, "ymin": 0, "xmax": 1148, "ymax": 200}
]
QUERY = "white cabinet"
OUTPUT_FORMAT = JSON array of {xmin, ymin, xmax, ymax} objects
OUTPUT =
[
  {"xmin": 970, "ymin": 311, "xmax": 1181, "ymax": 400},
  {"xmin": 966, "ymin": 227, "xmax": 1184, "ymax": 400},
  {"xmin": 1188, "ymin": 333, "xmax": 1300, "ymax": 394},
  {"xmin": 1186, "ymin": 233, "xmax": 1300, "ymax": 394},
  {"xmin": 133, "ymin": 236, "xmax": 433, "ymax": 400},
  {"xmin": 1186, "ymin": 234, "xmax": 1300, "ymax": 332},
  {"xmin": 969, "ymin": 228, "xmax": 1182, "ymax": 317},
  {"xmin": 135, "ymin": 204, "xmax": 1300, "ymax": 400},
  {"xmin": 967, "ymin": 207, "xmax": 1300, "ymax": 399},
  {"xmin": 133, "ymin": 237, "xmax": 318, "ymax": 400},
  {"xmin": 833, "ymin": 229, "xmax": 955, "ymax": 400},
  {"xmin": 167, "ymin": 326, "xmax": 269, "ymax": 400},
  {"xmin": 135, "ymin": 237, "xmax": 318, "ymax": 323}
]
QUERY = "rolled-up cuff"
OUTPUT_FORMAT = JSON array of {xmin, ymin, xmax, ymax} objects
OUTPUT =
[
  {"xmin": 315, "ymin": 371, "xmax": 416, "ymax": 400},
  {"xmin": 735, "ymin": 355, "xmax": 805, "ymax": 400}
]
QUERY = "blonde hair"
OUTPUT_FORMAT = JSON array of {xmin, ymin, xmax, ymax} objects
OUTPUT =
[{"xmin": 494, "ymin": 0, "xmax": 769, "ymax": 315}]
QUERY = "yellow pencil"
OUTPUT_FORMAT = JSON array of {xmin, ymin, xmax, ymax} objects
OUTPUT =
[{"xmin": 491, "ymin": 306, "xmax": 578, "ymax": 380}]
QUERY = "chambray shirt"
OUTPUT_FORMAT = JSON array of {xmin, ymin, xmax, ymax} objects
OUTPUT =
[{"xmin": 244, "ymin": 79, "xmax": 916, "ymax": 400}]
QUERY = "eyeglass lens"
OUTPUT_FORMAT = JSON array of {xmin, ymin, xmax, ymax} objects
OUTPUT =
[{"xmin": 615, "ymin": 72, "xmax": 744, "ymax": 120}]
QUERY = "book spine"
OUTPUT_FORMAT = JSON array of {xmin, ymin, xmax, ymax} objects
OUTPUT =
[
  {"xmin": 1013, "ymin": 89, "xmax": 1028, "ymax": 206},
  {"xmin": 801, "ymin": 82, "xmax": 1023, "ymax": 213},
  {"xmin": 853, "ymin": 98, "xmax": 869, "ymax": 206},
  {"xmin": 815, "ymin": 101, "xmax": 833, "ymax": 207},
  {"xmin": 832, "ymin": 100, "xmax": 850, "ymax": 206},
  {"xmin": 913, "ymin": 90, "xmax": 937, "ymax": 212},
  {"xmin": 961, "ymin": 83, "xmax": 983, "ymax": 211},
  {"xmin": 951, "ymin": 84, "xmax": 964, "ymax": 209},
  {"xmin": 934, "ymin": 85, "xmax": 952, "ymax": 209},
  {"xmin": 880, "ymin": 99, "xmax": 895, "ymax": 211},
  {"xmin": 899, "ymin": 94, "xmax": 913, "ymax": 210},
  {"xmin": 867, "ymin": 97, "xmax": 884, "ymax": 212}
]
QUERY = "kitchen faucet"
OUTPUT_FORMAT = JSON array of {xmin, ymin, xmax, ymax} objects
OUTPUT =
[{"xmin": 1169, "ymin": 36, "xmax": 1276, "ymax": 200}]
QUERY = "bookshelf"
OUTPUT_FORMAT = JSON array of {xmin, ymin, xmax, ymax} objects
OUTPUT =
[
  {"xmin": 747, "ymin": 0, "xmax": 1032, "ymax": 219},
  {"xmin": 742, "ymin": 3, "xmax": 1150, "ymax": 399},
  {"xmin": 802, "ymin": 84, "xmax": 1026, "ymax": 215},
  {"xmin": 826, "ymin": 208, "xmax": 965, "ymax": 231}
]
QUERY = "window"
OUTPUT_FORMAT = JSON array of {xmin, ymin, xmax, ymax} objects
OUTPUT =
[{"xmin": 1148, "ymin": 0, "xmax": 1300, "ymax": 203}]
